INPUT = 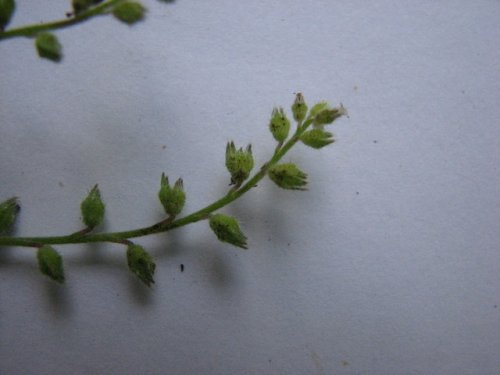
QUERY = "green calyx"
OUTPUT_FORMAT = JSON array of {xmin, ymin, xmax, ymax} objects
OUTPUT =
[
  {"xmin": 291, "ymin": 92, "xmax": 308, "ymax": 122},
  {"xmin": 113, "ymin": 1, "xmax": 146, "ymax": 25},
  {"xmin": 0, "ymin": 197, "xmax": 19, "ymax": 234},
  {"xmin": 269, "ymin": 107, "xmax": 290, "ymax": 143},
  {"xmin": 35, "ymin": 32, "xmax": 62, "ymax": 62},
  {"xmin": 0, "ymin": 0, "xmax": 15, "ymax": 31},
  {"xmin": 80, "ymin": 184, "xmax": 105, "ymax": 229},
  {"xmin": 127, "ymin": 244, "xmax": 156, "ymax": 287},
  {"xmin": 300, "ymin": 128, "xmax": 335, "ymax": 149},
  {"xmin": 72, "ymin": 0, "xmax": 103, "ymax": 15},
  {"xmin": 225, "ymin": 142, "xmax": 254, "ymax": 186},
  {"xmin": 268, "ymin": 163, "xmax": 307, "ymax": 191},
  {"xmin": 158, "ymin": 173, "xmax": 186, "ymax": 217},
  {"xmin": 209, "ymin": 213, "xmax": 247, "ymax": 249},
  {"xmin": 37, "ymin": 245, "xmax": 65, "ymax": 283}
]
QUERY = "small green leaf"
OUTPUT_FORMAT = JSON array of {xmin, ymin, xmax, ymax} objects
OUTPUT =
[
  {"xmin": 0, "ymin": 0, "xmax": 15, "ymax": 31},
  {"xmin": 225, "ymin": 142, "xmax": 254, "ymax": 186},
  {"xmin": 0, "ymin": 197, "xmax": 19, "ymax": 234},
  {"xmin": 80, "ymin": 184, "xmax": 105, "ymax": 229},
  {"xmin": 269, "ymin": 107, "xmax": 290, "ymax": 143},
  {"xmin": 113, "ymin": 1, "xmax": 146, "ymax": 25},
  {"xmin": 291, "ymin": 93, "xmax": 308, "ymax": 122},
  {"xmin": 37, "ymin": 245, "xmax": 65, "ymax": 283},
  {"xmin": 209, "ymin": 214, "xmax": 248, "ymax": 249},
  {"xmin": 35, "ymin": 32, "xmax": 62, "ymax": 62},
  {"xmin": 300, "ymin": 128, "xmax": 335, "ymax": 149},
  {"xmin": 158, "ymin": 174, "xmax": 185, "ymax": 216},
  {"xmin": 127, "ymin": 244, "xmax": 156, "ymax": 287},
  {"xmin": 268, "ymin": 163, "xmax": 307, "ymax": 190}
]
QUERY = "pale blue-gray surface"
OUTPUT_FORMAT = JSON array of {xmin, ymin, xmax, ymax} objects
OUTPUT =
[{"xmin": 1, "ymin": 1, "xmax": 499, "ymax": 374}]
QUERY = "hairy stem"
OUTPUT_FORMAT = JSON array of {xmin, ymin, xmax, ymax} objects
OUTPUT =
[
  {"xmin": 0, "ymin": 118, "xmax": 313, "ymax": 249},
  {"xmin": 0, "ymin": 0, "xmax": 123, "ymax": 41}
]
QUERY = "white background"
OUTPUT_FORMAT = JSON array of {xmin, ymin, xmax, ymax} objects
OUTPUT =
[{"xmin": 1, "ymin": 1, "xmax": 499, "ymax": 374}]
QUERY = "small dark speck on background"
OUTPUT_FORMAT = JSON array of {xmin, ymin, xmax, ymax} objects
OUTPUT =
[{"xmin": 180, "ymin": 264, "xmax": 184, "ymax": 272}]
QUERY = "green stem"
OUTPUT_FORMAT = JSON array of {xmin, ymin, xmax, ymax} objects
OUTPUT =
[
  {"xmin": 0, "ymin": 0, "xmax": 123, "ymax": 41},
  {"xmin": 0, "ymin": 118, "xmax": 313, "ymax": 249}
]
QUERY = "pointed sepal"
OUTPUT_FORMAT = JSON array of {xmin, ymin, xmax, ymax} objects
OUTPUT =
[
  {"xmin": 209, "ymin": 214, "xmax": 248, "ymax": 249},
  {"xmin": 80, "ymin": 184, "xmax": 105, "ymax": 229},
  {"xmin": 126, "ymin": 244, "xmax": 156, "ymax": 287}
]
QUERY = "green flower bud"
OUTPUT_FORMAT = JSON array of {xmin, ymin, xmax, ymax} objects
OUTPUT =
[
  {"xmin": 268, "ymin": 163, "xmax": 307, "ymax": 190},
  {"xmin": 158, "ymin": 173, "xmax": 185, "ymax": 216},
  {"xmin": 37, "ymin": 245, "xmax": 65, "ymax": 284},
  {"xmin": 313, "ymin": 104, "xmax": 347, "ymax": 126},
  {"xmin": 0, "ymin": 0, "xmax": 15, "ymax": 31},
  {"xmin": 113, "ymin": 1, "xmax": 146, "ymax": 25},
  {"xmin": 291, "ymin": 93, "xmax": 308, "ymax": 122},
  {"xmin": 225, "ymin": 142, "xmax": 254, "ymax": 186},
  {"xmin": 269, "ymin": 107, "xmax": 290, "ymax": 143},
  {"xmin": 127, "ymin": 244, "xmax": 156, "ymax": 287},
  {"xmin": 0, "ymin": 197, "xmax": 19, "ymax": 234},
  {"xmin": 209, "ymin": 214, "xmax": 248, "ymax": 249},
  {"xmin": 35, "ymin": 32, "xmax": 62, "ymax": 62},
  {"xmin": 80, "ymin": 184, "xmax": 105, "ymax": 229},
  {"xmin": 300, "ymin": 128, "xmax": 335, "ymax": 149}
]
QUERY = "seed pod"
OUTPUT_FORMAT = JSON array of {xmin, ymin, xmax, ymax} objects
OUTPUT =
[
  {"xmin": 209, "ymin": 214, "xmax": 247, "ymax": 249},
  {"xmin": 126, "ymin": 244, "xmax": 156, "ymax": 287},
  {"xmin": 268, "ymin": 163, "xmax": 308, "ymax": 190},
  {"xmin": 113, "ymin": 1, "xmax": 146, "ymax": 25},
  {"xmin": 158, "ymin": 174, "xmax": 186, "ymax": 216},
  {"xmin": 37, "ymin": 245, "xmax": 65, "ymax": 284},
  {"xmin": 0, "ymin": 0, "xmax": 15, "ymax": 31},
  {"xmin": 225, "ymin": 142, "xmax": 254, "ymax": 186},
  {"xmin": 269, "ymin": 107, "xmax": 290, "ymax": 142},
  {"xmin": 300, "ymin": 128, "xmax": 335, "ymax": 149},
  {"xmin": 80, "ymin": 184, "xmax": 105, "ymax": 229},
  {"xmin": 35, "ymin": 32, "xmax": 62, "ymax": 62},
  {"xmin": 0, "ymin": 197, "xmax": 19, "ymax": 234},
  {"xmin": 291, "ymin": 93, "xmax": 308, "ymax": 122}
]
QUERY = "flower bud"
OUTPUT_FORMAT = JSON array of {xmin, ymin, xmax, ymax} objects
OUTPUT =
[
  {"xmin": 313, "ymin": 104, "xmax": 347, "ymax": 126},
  {"xmin": 268, "ymin": 163, "xmax": 307, "ymax": 190},
  {"xmin": 0, "ymin": 0, "xmax": 15, "ymax": 31},
  {"xmin": 80, "ymin": 184, "xmax": 105, "ymax": 229},
  {"xmin": 158, "ymin": 173, "xmax": 185, "ymax": 216},
  {"xmin": 127, "ymin": 244, "xmax": 156, "ymax": 287},
  {"xmin": 300, "ymin": 128, "xmax": 335, "ymax": 149},
  {"xmin": 269, "ymin": 107, "xmax": 290, "ymax": 143},
  {"xmin": 0, "ymin": 197, "xmax": 19, "ymax": 234},
  {"xmin": 291, "ymin": 93, "xmax": 308, "ymax": 122},
  {"xmin": 225, "ymin": 142, "xmax": 254, "ymax": 186},
  {"xmin": 113, "ymin": 1, "xmax": 146, "ymax": 25},
  {"xmin": 209, "ymin": 214, "xmax": 248, "ymax": 249},
  {"xmin": 37, "ymin": 245, "xmax": 65, "ymax": 284},
  {"xmin": 35, "ymin": 32, "xmax": 62, "ymax": 62}
]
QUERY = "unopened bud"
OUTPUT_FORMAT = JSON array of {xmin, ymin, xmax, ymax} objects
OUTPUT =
[
  {"xmin": 269, "ymin": 107, "xmax": 290, "ymax": 143},
  {"xmin": 291, "ymin": 93, "xmax": 308, "ymax": 122},
  {"xmin": 225, "ymin": 142, "xmax": 254, "ymax": 186},
  {"xmin": 313, "ymin": 104, "xmax": 347, "ymax": 126},
  {"xmin": 81, "ymin": 184, "xmax": 105, "ymax": 229},
  {"xmin": 35, "ymin": 32, "xmax": 62, "ymax": 62},
  {"xmin": 127, "ymin": 244, "xmax": 156, "ymax": 287},
  {"xmin": 0, "ymin": 197, "xmax": 19, "ymax": 234},
  {"xmin": 268, "ymin": 163, "xmax": 307, "ymax": 190},
  {"xmin": 158, "ymin": 173, "xmax": 185, "ymax": 216},
  {"xmin": 300, "ymin": 128, "xmax": 335, "ymax": 149},
  {"xmin": 209, "ymin": 213, "xmax": 248, "ymax": 249},
  {"xmin": 37, "ymin": 245, "xmax": 65, "ymax": 284}
]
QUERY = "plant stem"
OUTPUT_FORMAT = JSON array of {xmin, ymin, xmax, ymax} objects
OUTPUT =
[
  {"xmin": 0, "ymin": 118, "xmax": 313, "ymax": 249},
  {"xmin": 0, "ymin": 0, "xmax": 123, "ymax": 41}
]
